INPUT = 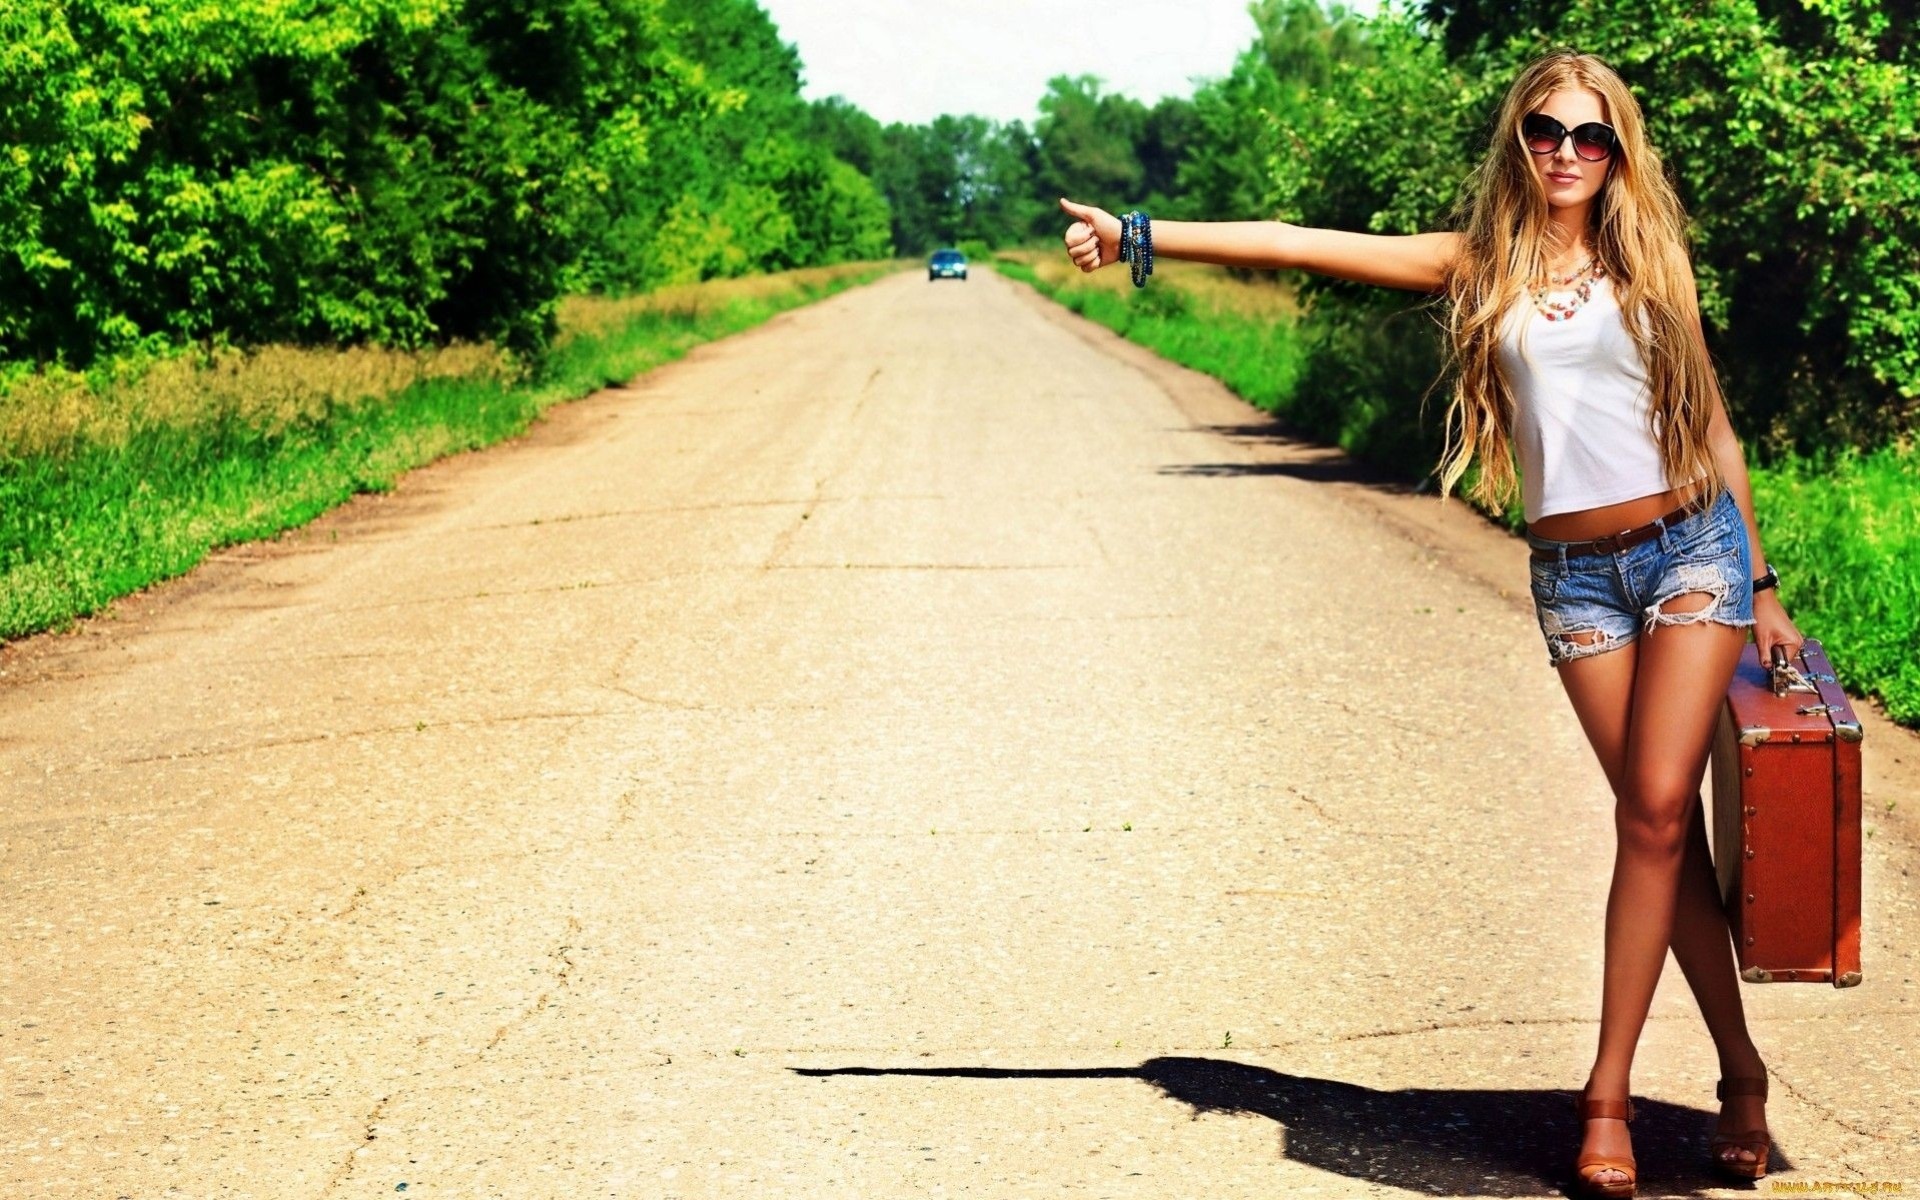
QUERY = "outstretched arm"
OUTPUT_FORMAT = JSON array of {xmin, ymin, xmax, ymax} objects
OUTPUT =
[{"xmin": 1059, "ymin": 198, "xmax": 1459, "ymax": 293}]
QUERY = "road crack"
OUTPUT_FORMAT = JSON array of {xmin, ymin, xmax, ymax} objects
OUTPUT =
[
  {"xmin": 1769, "ymin": 1069, "xmax": 1895, "ymax": 1143},
  {"xmin": 319, "ymin": 1091, "xmax": 391, "ymax": 1199},
  {"xmin": 763, "ymin": 473, "xmax": 830, "ymax": 569},
  {"xmin": 485, "ymin": 916, "xmax": 583, "ymax": 1051},
  {"xmin": 317, "ymin": 916, "xmax": 585, "ymax": 1198}
]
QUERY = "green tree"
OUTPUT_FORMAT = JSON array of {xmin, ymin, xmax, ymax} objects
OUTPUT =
[
  {"xmin": 1033, "ymin": 75, "xmax": 1149, "ymax": 215},
  {"xmin": 614, "ymin": 0, "xmax": 891, "ymax": 286},
  {"xmin": 1179, "ymin": 0, "xmax": 1380, "ymax": 220},
  {"xmin": 0, "ymin": 0, "xmax": 714, "ymax": 361}
]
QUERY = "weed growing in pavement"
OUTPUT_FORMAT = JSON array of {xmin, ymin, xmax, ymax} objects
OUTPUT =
[{"xmin": 0, "ymin": 262, "xmax": 898, "ymax": 641}]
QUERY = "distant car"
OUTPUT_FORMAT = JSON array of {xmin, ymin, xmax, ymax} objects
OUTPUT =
[{"xmin": 928, "ymin": 249, "xmax": 968, "ymax": 281}]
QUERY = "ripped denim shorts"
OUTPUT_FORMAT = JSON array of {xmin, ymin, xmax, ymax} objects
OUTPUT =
[{"xmin": 1525, "ymin": 487, "xmax": 1755, "ymax": 667}]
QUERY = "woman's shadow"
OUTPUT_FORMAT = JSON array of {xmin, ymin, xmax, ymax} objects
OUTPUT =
[{"xmin": 794, "ymin": 1056, "xmax": 1780, "ymax": 1197}]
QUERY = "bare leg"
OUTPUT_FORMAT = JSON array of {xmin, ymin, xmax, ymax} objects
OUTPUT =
[
  {"xmin": 1552, "ymin": 634, "xmax": 1641, "ymax": 1187},
  {"xmin": 1672, "ymin": 792, "xmax": 1769, "ymax": 1165},
  {"xmin": 1549, "ymin": 595, "xmax": 1752, "ymax": 1187}
]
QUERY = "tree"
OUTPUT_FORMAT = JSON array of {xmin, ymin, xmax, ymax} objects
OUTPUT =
[{"xmin": 1034, "ymin": 75, "xmax": 1149, "ymax": 211}]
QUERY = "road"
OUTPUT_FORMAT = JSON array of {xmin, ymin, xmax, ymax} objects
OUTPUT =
[{"xmin": 4, "ymin": 267, "xmax": 1916, "ymax": 1198}]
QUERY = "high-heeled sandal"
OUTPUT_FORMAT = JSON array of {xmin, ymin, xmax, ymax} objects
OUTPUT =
[
  {"xmin": 1573, "ymin": 1089, "xmax": 1637, "ymax": 1199},
  {"xmin": 1709, "ymin": 1075, "xmax": 1772, "ymax": 1181}
]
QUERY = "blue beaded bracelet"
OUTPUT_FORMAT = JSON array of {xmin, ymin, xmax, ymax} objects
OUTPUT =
[{"xmin": 1120, "ymin": 209, "xmax": 1153, "ymax": 288}]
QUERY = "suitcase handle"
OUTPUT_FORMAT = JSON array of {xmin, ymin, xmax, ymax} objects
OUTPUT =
[{"xmin": 1768, "ymin": 644, "xmax": 1820, "ymax": 696}]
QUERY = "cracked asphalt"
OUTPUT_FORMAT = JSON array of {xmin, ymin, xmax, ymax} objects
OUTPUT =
[{"xmin": 3, "ymin": 267, "xmax": 1917, "ymax": 1198}]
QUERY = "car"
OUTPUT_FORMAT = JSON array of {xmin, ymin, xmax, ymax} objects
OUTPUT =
[{"xmin": 928, "ymin": 249, "xmax": 968, "ymax": 281}]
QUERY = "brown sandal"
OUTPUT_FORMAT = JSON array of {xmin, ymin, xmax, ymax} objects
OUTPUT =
[
  {"xmin": 1710, "ymin": 1075, "xmax": 1772, "ymax": 1181},
  {"xmin": 1573, "ymin": 1089, "xmax": 1637, "ymax": 1199}
]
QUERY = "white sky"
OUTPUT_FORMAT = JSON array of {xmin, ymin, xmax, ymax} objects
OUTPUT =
[{"xmin": 756, "ymin": 0, "xmax": 1281, "ymax": 127}]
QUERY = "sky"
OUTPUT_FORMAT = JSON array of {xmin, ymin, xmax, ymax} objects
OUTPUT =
[{"xmin": 756, "ymin": 0, "xmax": 1287, "ymax": 128}]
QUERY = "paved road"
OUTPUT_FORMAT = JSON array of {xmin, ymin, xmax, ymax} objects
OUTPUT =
[{"xmin": 4, "ymin": 268, "xmax": 1916, "ymax": 1198}]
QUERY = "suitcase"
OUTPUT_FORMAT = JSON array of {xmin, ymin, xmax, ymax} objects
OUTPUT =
[{"xmin": 1708, "ymin": 637, "xmax": 1862, "ymax": 986}]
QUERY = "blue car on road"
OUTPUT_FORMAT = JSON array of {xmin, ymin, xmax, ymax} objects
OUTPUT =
[{"xmin": 928, "ymin": 249, "xmax": 968, "ymax": 281}]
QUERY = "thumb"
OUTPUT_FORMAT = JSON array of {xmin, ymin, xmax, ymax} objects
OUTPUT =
[{"xmin": 1059, "ymin": 196, "xmax": 1098, "ymax": 221}]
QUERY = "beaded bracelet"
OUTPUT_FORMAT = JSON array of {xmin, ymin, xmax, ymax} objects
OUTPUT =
[
  {"xmin": 1119, "ymin": 210, "xmax": 1154, "ymax": 288},
  {"xmin": 1138, "ymin": 209, "xmax": 1153, "ymax": 286}
]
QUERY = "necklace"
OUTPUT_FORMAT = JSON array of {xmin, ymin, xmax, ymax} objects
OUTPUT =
[{"xmin": 1532, "ymin": 256, "xmax": 1604, "ymax": 322}]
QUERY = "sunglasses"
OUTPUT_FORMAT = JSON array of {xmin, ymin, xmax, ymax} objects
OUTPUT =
[{"xmin": 1521, "ymin": 113, "xmax": 1618, "ymax": 162}]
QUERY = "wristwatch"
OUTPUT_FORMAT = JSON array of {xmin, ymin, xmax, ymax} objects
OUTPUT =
[{"xmin": 1752, "ymin": 562, "xmax": 1779, "ymax": 594}]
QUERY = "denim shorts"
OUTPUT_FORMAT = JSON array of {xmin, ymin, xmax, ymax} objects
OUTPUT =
[{"xmin": 1525, "ymin": 487, "xmax": 1755, "ymax": 667}]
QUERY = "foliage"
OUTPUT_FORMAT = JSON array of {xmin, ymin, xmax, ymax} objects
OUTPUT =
[
  {"xmin": 587, "ymin": 0, "xmax": 893, "ymax": 289},
  {"xmin": 1179, "ymin": 0, "xmax": 1382, "ymax": 223},
  {"xmin": 1543, "ymin": 0, "xmax": 1920, "ymax": 453},
  {"xmin": 1750, "ymin": 439, "xmax": 1920, "ymax": 723},
  {"xmin": 1032, "ymin": 76, "xmax": 1150, "ymax": 210},
  {"xmin": 850, "ymin": 76, "xmax": 1204, "ymax": 256},
  {"xmin": 0, "ymin": 0, "xmax": 892, "ymax": 366}
]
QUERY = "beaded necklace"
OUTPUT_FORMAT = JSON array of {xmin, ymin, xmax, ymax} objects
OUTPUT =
[{"xmin": 1531, "ymin": 256, "xmax": 1604, "ymax": 322}]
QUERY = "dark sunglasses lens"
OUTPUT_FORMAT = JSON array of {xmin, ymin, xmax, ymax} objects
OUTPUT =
[
  {"xmin": 1572, "ymin": 124, "xmax": 1616, "ymax": 161},
  {"xmin": 1521, "ymin": 114, "xmax": 1565, "ymax": 154}
]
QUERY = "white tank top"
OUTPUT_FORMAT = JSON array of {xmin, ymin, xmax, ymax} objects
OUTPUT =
[{"xmin": 1496, "ymin": 274, "xmax": 1684, "ymax": 523}]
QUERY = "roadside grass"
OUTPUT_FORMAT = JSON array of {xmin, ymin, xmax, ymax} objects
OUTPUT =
[
  {"xmin": 0, "ymin": 261, "xmax": 901, "ymax": 642},
  {"xmin": 994, "ymin": 248, "xmax": 1920, "ymax": 727},
  {"xmin": 992, "ymin": 250, "xmax": 1305, "ymax": 414},
  {"xmin": 1750, "ymin": 442, "xmax": 1920, "ymax": 724}
]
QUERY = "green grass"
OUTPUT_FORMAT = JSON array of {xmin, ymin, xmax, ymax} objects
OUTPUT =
[
  {"xmin": 0, "ymin": 262, "xmax": 899, "ymax": 641},
  {"xmin": 995, "ymin": 253, "xmax": 1920, "ymax": 728},
  {"xmin": 1750, "ymin": 443, "xmax": 1920, "ymax": 724}
]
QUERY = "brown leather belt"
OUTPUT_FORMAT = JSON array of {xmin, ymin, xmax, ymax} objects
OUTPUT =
[{"xmin": 1528, "ymin": 494, "xmax": 1712, "ymax": 562}]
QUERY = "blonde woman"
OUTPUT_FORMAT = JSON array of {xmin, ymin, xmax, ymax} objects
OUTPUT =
[{"xmin": 1060, "ymin": 50, "xmax": 1800, "ymax": 1200}]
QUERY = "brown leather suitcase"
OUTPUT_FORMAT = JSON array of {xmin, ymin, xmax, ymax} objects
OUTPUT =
[{"xmin": 1708, "ymin": 637, "xmax": 1863, "ymax": 986}]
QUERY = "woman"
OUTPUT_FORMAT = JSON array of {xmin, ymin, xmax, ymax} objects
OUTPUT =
[{"xmin": 1059, "ymin": 51, "xmax": 1800, "ymax": 1199}]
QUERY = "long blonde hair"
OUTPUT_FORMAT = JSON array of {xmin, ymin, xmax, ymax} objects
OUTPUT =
[{"xmin": 1436, "ymin": 51, "xmax": 1725, "ymax": 517}]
